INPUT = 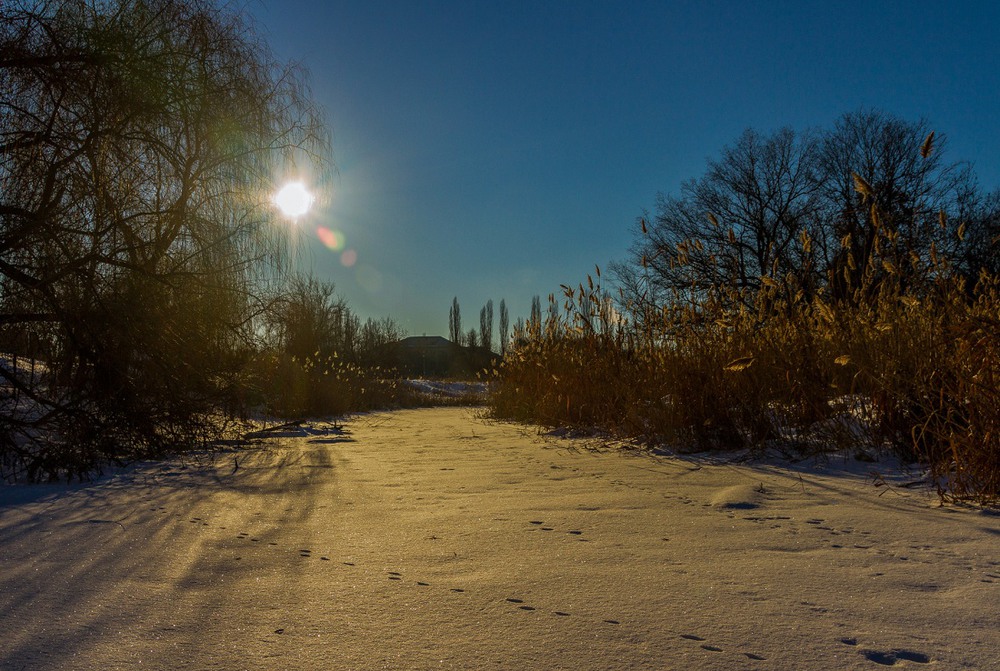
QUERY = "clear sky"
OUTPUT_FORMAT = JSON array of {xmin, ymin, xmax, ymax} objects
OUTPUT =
[{"xmin": 250, "ymin": 0, "xmax": 1000, "ymax": 338}]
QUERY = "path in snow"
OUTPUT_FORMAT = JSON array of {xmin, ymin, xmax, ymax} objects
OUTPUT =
[{"xmin": 1, "ymin": 407, "xmax": 998, "ymax": 670}]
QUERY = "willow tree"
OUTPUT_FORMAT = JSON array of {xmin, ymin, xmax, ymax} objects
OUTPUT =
[{"xmin": 0, "ymin": 0, "xmax": 330, "ymax": 479}]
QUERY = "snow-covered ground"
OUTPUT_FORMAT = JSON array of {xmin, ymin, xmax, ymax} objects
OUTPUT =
[{"xmin": 1, "ymin": 407, "xmax": 997, "ymax": 670}]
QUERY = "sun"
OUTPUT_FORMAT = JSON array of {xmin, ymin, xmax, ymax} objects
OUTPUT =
[{"xmin": 273, "ymin": 181, "xmax": 315, "ymax": 219}]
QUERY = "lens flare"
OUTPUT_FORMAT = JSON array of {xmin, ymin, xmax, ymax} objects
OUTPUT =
[
  {"xmin": 356, "ymin": 264, "xmax": 383, "ymax": 293},
  {"xmin": 316, "ymin": 226, "xmax": 345, "ymax": 251},
  {"xmin": 340, "ymin": 249, "xmax": 358, "ymax": 267}
]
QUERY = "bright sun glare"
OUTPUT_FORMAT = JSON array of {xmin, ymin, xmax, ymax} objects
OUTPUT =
[{"xmin": 274, "ymin": 181, "xmax": 314, "ymax": 219}]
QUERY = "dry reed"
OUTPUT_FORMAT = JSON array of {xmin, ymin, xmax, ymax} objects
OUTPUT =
[{"xmin": 490, "ymin": 209, "xmax": 1000, "ymax": 504}]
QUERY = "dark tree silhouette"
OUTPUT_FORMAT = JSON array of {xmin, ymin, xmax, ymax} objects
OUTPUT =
[
  {"xmin": 617, "ymin": 110, "xmax": 989, "ymax": 315},
  {"xmin": 529, "ymin": 295, "xmax": 542, "ymax": 335},
  {"xmin": 617, "ymin": 127, "xmax": 822, "ymax": 311},
  {"xmin": 479, "ymin": 299, "xmax": 493, "ymax": 353},
  {"xmin": 449, "ymin": 296, "xmax": 462, "ymax": 345},
  {"xmin": 0, "ymin": 0, "xmax": 330, "ymax": 479},
  {"xmin": 814, "ymin": 110, "xmax": 976, "ymax": 300},
  {"xmin": 498, "ymin": 299, "xmax": 509, "ymax": 357},
  {"xmin": 267, "ymin": 276, "xmax": 347, "ymax": 363}
]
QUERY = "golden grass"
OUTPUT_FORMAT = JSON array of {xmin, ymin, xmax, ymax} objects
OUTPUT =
[
  {"xmin": 250, "ymin": 353, "xmax": 431, "ymax": 418},
  {"xmin": 490, "ymin": 226, "xmax": 1000, "ymax": 504}
]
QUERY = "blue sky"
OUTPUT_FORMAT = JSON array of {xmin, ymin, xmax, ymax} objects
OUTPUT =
[{"xmin": 251, "ymin": 0, "xmax": 1000, "ymax": 338}]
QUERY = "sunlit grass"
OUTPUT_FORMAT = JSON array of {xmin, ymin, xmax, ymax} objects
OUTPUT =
[{"xmin": 489, "ymin": 223, "xmax": 1000, "ymax": 504}]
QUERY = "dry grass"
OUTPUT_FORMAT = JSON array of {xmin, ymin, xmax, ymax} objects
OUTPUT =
[
  {"xmin": 250, "ymin": 353, "xmax": 467, "ymax": 419},
  {"xmin": 490, "ymin": 223, "xmax": 1000, "ymax": 505}
]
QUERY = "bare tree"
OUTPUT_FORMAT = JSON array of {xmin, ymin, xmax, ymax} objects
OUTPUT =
[
  {"xmin": 479, "ymin": 299, "xmax": 493, "ymax": 352},
  {"xmin": 619, "ymin": 127, "xmax": 822, "ymax": 310},
  {"xmin": 512, "ymin": 317, "xmax": 526, "ymax": 344},
  {"xmin": 529, "ymin": 295, "xmax": 542, "ymax": 335},
  {"xmin": 498, "ymin": 298, "xmax": 509, "ymax": 356},
  {"xmin": 0, "ymin": 0, "xmax": 330, "ymax": 479},
  {"xmin": 815, "ymin": 109, "xmax": 976, "ymax": 299},
  {"xmin": 546, "ymin": 295, "xmax": 561, "ymax": 338},
  {"xmin": 449, "ymin": 296, "xmax": 462, "ymax": 345},
  {"xmin": 953, "ymin": 188, "xmax": 1000, "ymax": 280},
  {"xmin": 357, "ymin": 316, "xmax": 405, "ymax": 366},
  {"xmin": 268, "ymin": 276, "xmax": 346, "ymax": 362},
  {"xmin": 617, "ymin": 111, "xmax": 989, "ymax": 315}
]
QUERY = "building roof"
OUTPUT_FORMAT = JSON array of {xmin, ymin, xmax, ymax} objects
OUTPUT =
[{"xmin": 397, "ymin": 335, "xmax": 454, "ymax": 350}]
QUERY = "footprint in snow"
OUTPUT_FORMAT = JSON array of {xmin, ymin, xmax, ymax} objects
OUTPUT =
[
  {"xmin": 529, "ymin": 520, "xmax": 588, "ymax": 539},
  {"xmin": 861, "ymin": 649, "xmax": 931, "ymax": 666},
  {"xmin": 682, "ymin": 635, "xmax": 755, "ymax": 657},
  {"xmin": 508, "ymin": 598, "xmax": 567, "ymax": 615}
]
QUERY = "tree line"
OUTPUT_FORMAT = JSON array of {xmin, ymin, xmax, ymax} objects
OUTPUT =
[
  {"xmin": 491, "ymin": 109, "xmax": 1000, "ymax": 503},
  {"xmin": 613, "ymin": 110, "xmax": 998, "ymax": 317},
  {"xmin": 449, "ymin": 294, "xmax": 583, "ymax": 357},
  {"xmin": 0, "ymin": 0, "xmax": 408, "ymax": 480},
  {"xmin": 449, "ymin": 296, "xmax": 510, "ymax": 355}
]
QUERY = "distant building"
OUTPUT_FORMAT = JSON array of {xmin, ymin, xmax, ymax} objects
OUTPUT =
[
  {"xmin": 389, "ymin": 336, "xmax": 499, "ymax": 378},
  {"xmin": 394, "ymin": 336, "xmax": 455, "ymax": 377}
]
